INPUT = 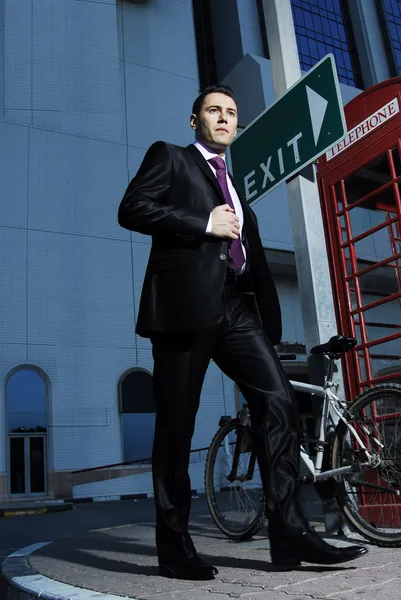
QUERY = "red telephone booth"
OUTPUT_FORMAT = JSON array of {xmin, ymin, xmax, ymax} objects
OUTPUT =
[
  {"xmin": 318, "ymin": 80, "xmax": 401, "ymax": 400},
  {"xmin": 317, "ymin": 80, "xmax": 401, "ymax": 529}
]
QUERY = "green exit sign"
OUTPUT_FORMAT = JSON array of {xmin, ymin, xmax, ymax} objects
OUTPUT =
[{"xmin": 229, "ymin": 54, "xmax": 346, "ymax": 205}]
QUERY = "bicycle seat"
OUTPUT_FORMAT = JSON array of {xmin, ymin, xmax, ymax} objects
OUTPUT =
[{"xmin": 310, "ymin": 335, "xmax": 357, "ymax": 355}]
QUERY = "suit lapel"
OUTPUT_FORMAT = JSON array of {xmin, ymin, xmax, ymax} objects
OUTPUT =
[
  {"xmin": 186, "ymin": 144, "xmax": 225, "ymax": 204},
  {"xmin": 186, "ymin": 145, "xmax": 255, "ymax": 239}
]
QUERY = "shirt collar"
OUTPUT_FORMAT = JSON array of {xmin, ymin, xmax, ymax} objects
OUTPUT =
[{"xmin": 193, "ymin": 141, "xmax": 226, "ymax": 163}]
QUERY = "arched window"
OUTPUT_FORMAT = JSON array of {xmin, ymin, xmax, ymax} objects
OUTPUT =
[
  {"xmin": 119, "ymin": 370, "xmax": 156, "ymax": 463},
  {"xmin": 6, "ymin": 369, "xmax": 47, "ymax": 433},
  {"xmin": 6, "ymin": 368, "xmax": 48, "ymax": 496}
]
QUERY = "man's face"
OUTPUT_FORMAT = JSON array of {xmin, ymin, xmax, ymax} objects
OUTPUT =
[{"xmin": 191, "ymin": 92, "xmax": 238, "ymax": 155}]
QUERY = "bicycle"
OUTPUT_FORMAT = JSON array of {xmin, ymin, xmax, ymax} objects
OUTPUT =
[{"xmin": 205, "ymin": 335, "xmax": 401, "ymax": 547}]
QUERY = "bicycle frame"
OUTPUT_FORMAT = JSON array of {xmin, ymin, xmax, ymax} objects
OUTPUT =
[
  {"xmin": 229, "ymin": 356, "xmax": 386, "ymax": 487},
  {"xmin": 290, "ymin": 372, "xmax": 384, "ymax": 483}
]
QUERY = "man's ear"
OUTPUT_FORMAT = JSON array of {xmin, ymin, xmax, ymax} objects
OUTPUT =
[{"xmin": 190, "ymin": 113, "xmax": 197, "ymax": 130}]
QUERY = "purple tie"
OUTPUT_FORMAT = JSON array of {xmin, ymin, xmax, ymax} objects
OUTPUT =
[{"xmin": 208, "ymin": 156, "xmax": 245, "ymax": 271}]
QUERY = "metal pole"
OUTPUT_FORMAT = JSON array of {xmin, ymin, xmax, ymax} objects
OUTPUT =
[{"xmin": 261, "ymin": 0, "xmax": 348, "ymax": 535}]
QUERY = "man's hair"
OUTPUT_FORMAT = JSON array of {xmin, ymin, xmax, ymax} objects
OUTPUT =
[{"xmin": 192, "ymin": 85, "xmax": 237, "ymax": 116}]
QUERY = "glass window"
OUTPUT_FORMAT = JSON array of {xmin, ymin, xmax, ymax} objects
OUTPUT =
[
  {"xmin": 299, "ymin": 35, "xmax": 310, "ymax": 55},
  {"xmin": 6, "ymin": 369, "xmax": 47, "ymax": 433},
  {"xmin": 338, "ymin": 23, "xmax": 347, "ymax": 42},
  {"xmin": 120, "ymin": 370, "xmax": 156, "ymax": 414},
  {"xmin": 119, "ymin": 370, "xmax": 156, "ymax": 463},
  {"xmin": 290, "ymin": 0, "xmax": 358, "ymax": 86},
  {"xmin": 312, "ymin": 14, "xmax": 322, "ymax": 32},
  {"xmin": 121, "ymin": 413, "xmax": 155, "ymax": 463},
  {"xmin": 294, "ymin": 7, "xmax": 305, "ymax": 26},
  {"xmin": 309, "ymin": 39, "xmax": 319, "ymax": 58},
  {"xmin": 329, "ymin": 20, "xmax": 339, "ymax": 39},
  {"xmin": 380, "ymin": 0, "xmax": 401, "ymax": 74},
  {"xmin": 304, "ymin": 10, "xmax": 314, "ymax": 30},
  {"xmin": 326, "ymin": 0, "xmax": 335, "ymax": 13}
]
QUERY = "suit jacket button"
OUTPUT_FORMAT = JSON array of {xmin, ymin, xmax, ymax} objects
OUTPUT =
[{"xmin": 219, "ymin": 253, "xmax": 227, "ymax": 260}]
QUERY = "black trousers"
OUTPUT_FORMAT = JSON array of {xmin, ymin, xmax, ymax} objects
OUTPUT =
[{"xmin": 150, "ymin": 282, "xmax": 309, "ymax": 564}]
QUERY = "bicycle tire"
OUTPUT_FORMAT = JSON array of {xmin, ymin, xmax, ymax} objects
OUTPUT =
[
  {"xmin": 205, "ymin": 419, "xmax": 266, "ymax": 541},
  {"xmin": 332, "ymin": 383, "xmax": 401, "ymax": 547}
]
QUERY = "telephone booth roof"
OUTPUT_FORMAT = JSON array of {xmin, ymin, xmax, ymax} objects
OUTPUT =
[{"xmin": 318, "ymin": 77, "xmax": 401, "ymax": 178}]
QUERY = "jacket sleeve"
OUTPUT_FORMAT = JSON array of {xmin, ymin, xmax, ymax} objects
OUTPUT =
[{"xmin": 118, "ymin": 141, "xmax": 210, "ymax": 236}]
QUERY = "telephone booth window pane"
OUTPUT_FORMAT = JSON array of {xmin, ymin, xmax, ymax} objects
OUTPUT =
[
  {"xmin": 352, "ymin": 268, "xmax": 399, "ymax": 306},
  {"xmin": 333, "ymin": 181, "xmax": 344, "ymax": 212},
  {"xmin": 351, "ymin": 225, "xmax": 393, "ymax": 266},
  {"xmin": 369, "ymin": 345, "xmax": 401, "ymax": 379},
  {"xmin": 343, "ymin": 154, "xmax": 392, "ymax": 206},
  {"xmin": 352, "ymin": 316, "xmax": 362, "ymax": 344},
  {"xmin": 344, "ymin": 247, "xmax": 353, "ymax": 276},
  {"xmin": 391, "ymin": 147, "xmax": 401, "ymax": 175},
  {"xmin": 368, "ymin": 332, "xmax": 401, "ymax": 357},
  {"xmin": 361, "ymin": 296, "xmax": 401, "ymax": 326},
  {"xmin": 357, "ymin": 353, "xmax": 367, "ymax": 382}
]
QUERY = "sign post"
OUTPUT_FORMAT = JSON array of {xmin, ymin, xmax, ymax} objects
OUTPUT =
[
  {"xmin": 230, "ymin": 54, "xmax": 346, "ymax": 205},
  {"xmin": 257, "ymin": 0, "xmax": 349, "ymax": 534}
]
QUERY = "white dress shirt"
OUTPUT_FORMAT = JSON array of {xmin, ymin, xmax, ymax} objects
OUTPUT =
[{"xmin": 193, "ymin": 141, "xmax": 247, "ymax": 267}]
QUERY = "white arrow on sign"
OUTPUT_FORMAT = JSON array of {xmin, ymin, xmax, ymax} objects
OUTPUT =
[{"xmin": 306, "ymin": 85, "xmax": 328, "ymax": 146}]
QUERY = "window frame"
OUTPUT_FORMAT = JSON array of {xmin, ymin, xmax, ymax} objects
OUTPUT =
[
  {"xmin": 375, "ymin": 0, "xmax": 401, "ymax": 77},
  {"xmin": 288, "ymin": 0, "xmax": 363, "ymax": 88},
  {"xmin": 192, "ymin": 0, "xmax": 218, "ymax": 89}
]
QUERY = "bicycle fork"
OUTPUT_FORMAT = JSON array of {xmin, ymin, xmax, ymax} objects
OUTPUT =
[{"xmin": 227, "ymin": 406, "xmax": 256, "ymax": 483}]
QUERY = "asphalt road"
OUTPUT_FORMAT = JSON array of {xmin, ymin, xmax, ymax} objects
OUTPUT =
[
  {"xmin": 0, "ymin": 497, "xmax": 158, "ymax": 565},
  {"xmin": 0, "ymin": 497, "xmax": 160, "ymax": 597}
]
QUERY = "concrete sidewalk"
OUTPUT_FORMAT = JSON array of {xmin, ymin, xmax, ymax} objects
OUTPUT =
[{"xmin": 2, "ymin": 493, "xmax": 400, "ymax": 600}]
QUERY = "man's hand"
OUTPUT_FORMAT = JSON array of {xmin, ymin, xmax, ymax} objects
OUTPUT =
[{"xmin": 210, "ymin": 205, "xmax": 239, "ymax": 239}]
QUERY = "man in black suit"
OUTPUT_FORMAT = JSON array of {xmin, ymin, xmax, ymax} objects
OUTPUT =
[{"xmin": 118, "ymin": 85, "xmax": 366, "ymax": 580}]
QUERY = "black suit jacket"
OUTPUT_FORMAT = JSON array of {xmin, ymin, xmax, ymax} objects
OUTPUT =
[{"xmin": 118, "ymin": 142, "xmax": 282, "ymax": 344}]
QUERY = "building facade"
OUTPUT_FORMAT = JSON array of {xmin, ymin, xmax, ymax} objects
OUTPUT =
[{"xmin": 0, "ymin": 0, "xmax": 398, "ymax": 500}]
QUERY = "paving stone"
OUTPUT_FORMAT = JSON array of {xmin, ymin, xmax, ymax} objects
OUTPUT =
[{"xmin": 3, "ymin": 495, "xmax": 401, "ymax": 600}]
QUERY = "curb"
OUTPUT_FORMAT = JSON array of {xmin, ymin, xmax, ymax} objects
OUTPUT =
[
  {"xmin": 67, "ymin": 489, "xmax": 199, "ymax": 503},
  {"xmin": 65, "ymin": 492, "xmax": 150, "ymax": 504},
  {"xmin": 1, "ymin": 543, "xmax": 131, "ymax": 600},
  {"xmin": 0, "ymin": 491, "xmax": 199, "ymax": 516},
  {"xmin": 0, "ymin": 503, "xmax": 74, "ymax": 518}
]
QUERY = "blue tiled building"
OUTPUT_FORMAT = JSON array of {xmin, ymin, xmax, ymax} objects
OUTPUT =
[{"xmin": 0, "ymin": 0, "xmax": 397, "ymax": 501}]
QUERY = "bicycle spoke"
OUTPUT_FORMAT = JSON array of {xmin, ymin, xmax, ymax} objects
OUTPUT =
[
  {"xmin": 333, "ymin": 385, "xmax": 401, "ymax": 545},
  {"xmin": 206, "ymin": 422, "xmax": 264, "ymax": 538}
]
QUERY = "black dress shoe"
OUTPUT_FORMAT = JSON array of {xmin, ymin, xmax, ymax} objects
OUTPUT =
[
  {"xmin": 159, "ymin": 562, "xmax": 217, "ymax": 580},
  {"xmin": 270, "ymin": 530, "xmax": 367, "ymax": 568}
]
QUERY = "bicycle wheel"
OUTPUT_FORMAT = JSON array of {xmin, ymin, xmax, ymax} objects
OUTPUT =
[
  {"xmin": 205, "ymin": 419, "xmax": 265, "ymax": 541},
  {"xmin": 332, "ymin": 383, "xmax": 401, "ymax": 547}
]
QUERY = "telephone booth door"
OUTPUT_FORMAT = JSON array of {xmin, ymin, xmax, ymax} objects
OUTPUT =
[{"xmin": 317, "ymin": 79, "xmax": 401, "ymax": 528}]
